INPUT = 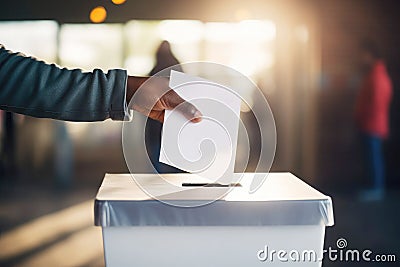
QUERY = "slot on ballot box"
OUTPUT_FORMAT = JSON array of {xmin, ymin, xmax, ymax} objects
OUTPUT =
[{"xmin": 94, "ymin": 172, "xmax": 334, "ymax": 267}]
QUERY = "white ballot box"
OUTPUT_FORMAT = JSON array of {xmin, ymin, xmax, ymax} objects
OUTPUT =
[{"xmin": 94, "ymin": 173, "xmax": 334, "ymax": 267}]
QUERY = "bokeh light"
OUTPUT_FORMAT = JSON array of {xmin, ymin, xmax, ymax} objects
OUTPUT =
[
  {"xmin": 112, "ymin": 0, "xmax": 127, "ymax": 4},
  {"xmin": 89, "ymin": 6, "xmax": 107, "ymax": 23}
]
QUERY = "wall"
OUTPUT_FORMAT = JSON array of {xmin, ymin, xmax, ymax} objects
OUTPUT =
[{"xmin": 316, "ymin": 0, "xmax": 400, "ymax": 189}]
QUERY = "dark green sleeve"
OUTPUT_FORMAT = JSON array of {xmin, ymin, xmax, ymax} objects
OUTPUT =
[{"xmin": 0, "ymin": 45, "xmax": 129, "ymax": 121}]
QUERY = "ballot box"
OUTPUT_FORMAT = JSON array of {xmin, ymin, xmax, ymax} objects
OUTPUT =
[{"xmin": 94, "ymin": 172, "xmax": 334, "ymax": 267}]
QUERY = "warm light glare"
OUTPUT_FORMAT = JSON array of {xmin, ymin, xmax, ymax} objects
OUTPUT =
[
  {"xmin": 112, "ymin": 0, "xmax": 126, "ymax": 4},
  {"xmin": 294, "ymin": 25, "xmax": 309, "ymax": 43},
  {"xmin": 234, "ymin": 8, "xmax": 251, "ymax": 21},
  {"xmin": 59, "ymin": 24, "xmax": 123, "ymax": 71},
  {"xmin": 158, "ymin": 20, "xmax": 204, "ymax": 44},
  {"xmin": 0, "ymin": 21, "xmax": 58, "ymax": 63},
  {"xmin": 203, "ymin": 20, "xmax": 276, "ymax": 76},
  {"xmin": 90, "ymin": 6, "xmax": 107, "ymax": 23},
  {"xmin": 238, "ymin": 20, "xmax": 276, "ymax": 42},
  {"xmin": 125, "ymin": 56, "xmax": 154, "ymax": 76},
  {"xmin": 205, "ymin": 23, "xmax": 236, "ymax": 42},
  {"xmin": 205, "ymin": 20, "xmax": 276, "ymax": 43}
]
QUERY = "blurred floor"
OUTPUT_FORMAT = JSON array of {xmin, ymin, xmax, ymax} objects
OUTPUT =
[
  {"xmin": 0, "ymin": 183, "xmax": 105, "ymax": 267},
  {"xmin": 1, "ymin": 181, "xmax": 399, "ymax": 266},
  {"xmin": 323, "ymin": 190, "xmax": 400, "ymax": 266}
]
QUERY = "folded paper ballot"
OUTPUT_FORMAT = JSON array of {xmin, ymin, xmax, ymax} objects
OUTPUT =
[{"xmin": 159, "ymin": 71, "xmax": 242, "ymax": 184}]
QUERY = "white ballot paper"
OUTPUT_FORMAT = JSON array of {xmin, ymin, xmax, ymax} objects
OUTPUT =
[{"xmin": 159, "ymin": 71, "xmax": 241, "ymax": 184}]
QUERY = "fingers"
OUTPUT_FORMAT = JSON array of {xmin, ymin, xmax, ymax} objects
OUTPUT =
[
  {"xmin": 163, "ymin": 90, "xmax": 202, "ymax": 123},
  {"xmin": 177, "ymin": 101, "xmax": 203, "ymax": 123},
  {"xmin": 148, "ymin": 110, "xmax": 165, "ymax": 123}
]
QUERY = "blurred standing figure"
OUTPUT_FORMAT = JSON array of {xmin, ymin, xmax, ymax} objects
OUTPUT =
[
  {"xmin": 355, "ymin": 40, "xmax": 393, "ymax": 201},
  {"xmin": 146, "ymin": 41, "xmax": 183, "ymax": 173},
  {"xmin": 150, "ymin": 41, "xmax": 182, "ymax": 76}
]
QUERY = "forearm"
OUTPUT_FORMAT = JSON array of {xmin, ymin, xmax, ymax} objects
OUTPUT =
[{"xmin": 0, "ymin": 45, "xmax": 128, "ymax": 121}]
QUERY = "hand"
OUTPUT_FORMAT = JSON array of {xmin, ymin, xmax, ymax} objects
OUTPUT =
[{"xmin": 126, "ymin": 76, "xmax": 202, "ymax": 123}]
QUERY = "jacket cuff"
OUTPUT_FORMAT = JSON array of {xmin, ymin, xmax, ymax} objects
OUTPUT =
[{"xmin": 109, "ymin": 69, "xmax": 132, "ymax": 121}]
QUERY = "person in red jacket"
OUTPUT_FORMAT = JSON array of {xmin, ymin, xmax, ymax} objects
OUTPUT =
[{"xmin": 355, "ymin": 40, "xmax": 393, "ymax": 201}]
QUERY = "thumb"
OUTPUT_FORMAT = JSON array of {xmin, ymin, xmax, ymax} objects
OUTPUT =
[{"xmin": 164, "ymin": 90, "xmax": 202, "ymax": 123}]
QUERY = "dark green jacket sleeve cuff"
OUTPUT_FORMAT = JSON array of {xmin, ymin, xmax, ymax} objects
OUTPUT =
[{"xmin": 108, "ymin": 69, "xmax": 130, "ymax": 121}]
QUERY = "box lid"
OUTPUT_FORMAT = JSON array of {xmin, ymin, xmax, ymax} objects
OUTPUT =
[{"xmin": 94, "ymin": 172, "xmax": 334, "ymax": 227}]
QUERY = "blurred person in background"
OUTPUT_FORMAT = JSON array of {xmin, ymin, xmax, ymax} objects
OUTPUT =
[
  {"xmin": 146, "ymin": 41, "xmax": 183, "ymax": 173},
  {"xmin": 149, "ymin": 41, "xmax": 182, "ymax": 75},
  {"xmin": 355, "ymin": 40, "xmax": 393, "ymax": 201}
]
